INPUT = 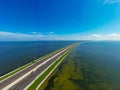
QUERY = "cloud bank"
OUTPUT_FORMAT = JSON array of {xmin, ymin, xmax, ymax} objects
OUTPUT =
[
  {"xmin": 0, "ymin": 31, "xmax": 120, "ymax": 41},
  {"xmin": 101, "ymin": 0, "xmax": 120, "ymax": 4},
  {"xmin": 90, "ymin": 33, "xmax": 120, "ymax": 40},
  {"xmin": 0, "ymin": 31, "xmax": 55, "ymax": 41}
]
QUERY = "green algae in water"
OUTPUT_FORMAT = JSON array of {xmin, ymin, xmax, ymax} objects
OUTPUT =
[{"xmin": 41, "ymin": 42, "xmax": 120, "ymax": 90}]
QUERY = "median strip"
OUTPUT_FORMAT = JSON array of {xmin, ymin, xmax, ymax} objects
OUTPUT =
[
  {"xmin": 0, "ymin": 46, "xmax": 68, "ymax": 82},
  {"xmin": 27, "ymin": 46, "xmax": 75, "ymax": 90},
  {"xmin": 1, "ymin": 48, "xmax": 69, "ymax": 90}
]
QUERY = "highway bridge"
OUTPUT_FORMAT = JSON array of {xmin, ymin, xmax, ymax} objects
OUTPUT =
[{"xmin": 0, "ymin": 44, "xmax": 76, "ymax": 90}]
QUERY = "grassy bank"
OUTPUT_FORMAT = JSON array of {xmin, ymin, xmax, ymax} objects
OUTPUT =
[
  {"xmin": 27, "ymin": 45, "xmax": 76, "ymax": 90},
  {"xmin": 0, "ymin": 46, "xmax": 68, "ymax": 81},
  {"xmin": 42, "ymin": 43, "xmax": 118, "ymax": 90}
]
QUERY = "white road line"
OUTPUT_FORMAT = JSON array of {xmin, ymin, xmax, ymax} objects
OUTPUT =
[
  {"xmin": 25, "ymin": 48, "xmax": 70, "ymax": 90},
  {"xmin": 0, "ymin": 47, "xmax": 66, "ymax": 82},
  {"xmin": 36, "ymin": 50, "xmax": 69, "ymax": 90},
  {"xmin": 0, "ymin": 62, "xmax": 34, "ymax": 83},
  {"xmin": 2, "ymin": 47, "xmax": 69, "ymax": 90},
  {"xmin": 24, "ymin": 51, "xmax": 67, "ymax": 90}
]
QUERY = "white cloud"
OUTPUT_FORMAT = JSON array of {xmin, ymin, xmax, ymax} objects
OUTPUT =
[
  {"xmin": 0, "ymin": 31, "xmax": 81, "ymax": 41},
  {"xmin": 46, "ymin": 31, "xmax": 54, "ymax": 35},
  {"xmin": 49, "ymin": 32, "xmax": 54, "ymax": 34},
  {"xmin": 91, "ymin": 34, "xmax": 102, "ymax": 38},
  {"xmin": 107, "ymin": 33, "xmax": 120, "ymax": 39},
  {"xmin": 90, "ymin": 33, "xmax": 120, "ymax": 40},
  {"xmin": 30, "ymin": 32, "xmax": 42, "ymax": 35},
  {"xmin": 101, "ymin": 0, "xmax": 120, "ymax": 4},
  {"xmin": 30, "ymin": 31, "xmax": 54, "ymax": 35},
  {"xmin": 0, "ymin": 31, "xmax": 120, "ymax": 41},
  {"xmin": 0, "ymin": 31, "xmax": 50, "ymax": 41}
]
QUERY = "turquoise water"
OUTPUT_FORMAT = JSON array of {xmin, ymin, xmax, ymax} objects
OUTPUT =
[{"xmin": 0, "ymin": 41, "xmax": 75, "ymax": 76}]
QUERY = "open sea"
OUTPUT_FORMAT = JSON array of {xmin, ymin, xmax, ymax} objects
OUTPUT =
[
  {"xmin": 1, "ymin": 41, "xmax": 120, "ymax": 90},
  {"xmin": 42, "ymin": 41, "xmax": 120, "ymax": 90},
  {"xmin": 0, "ymin": 41, "xmax": 75, "ymax": 76}
]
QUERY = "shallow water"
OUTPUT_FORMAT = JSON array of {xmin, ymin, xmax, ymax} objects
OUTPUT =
[{"xmin": 42, "ymin": 41, "xmax": 120, "ymax": 90}]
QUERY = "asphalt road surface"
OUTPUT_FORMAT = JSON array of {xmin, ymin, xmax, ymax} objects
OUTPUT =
[{"xmin": 0, "ymin": 45, "xmax": 72, "ymax": 90}]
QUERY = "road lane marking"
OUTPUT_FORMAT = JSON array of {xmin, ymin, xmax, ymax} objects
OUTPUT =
[
  {"xmin": 1, "ymin": 47, "xmax": 69, "ymax": 90},
  {"xmin": 36, "ymin": 50, "xmax": 69, "ymax": 90}
]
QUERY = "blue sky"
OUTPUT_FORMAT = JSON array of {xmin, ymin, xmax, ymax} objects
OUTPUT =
[{"xmin": 0, "ymin": 0, "xmax": 120, "ymax": 41}]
